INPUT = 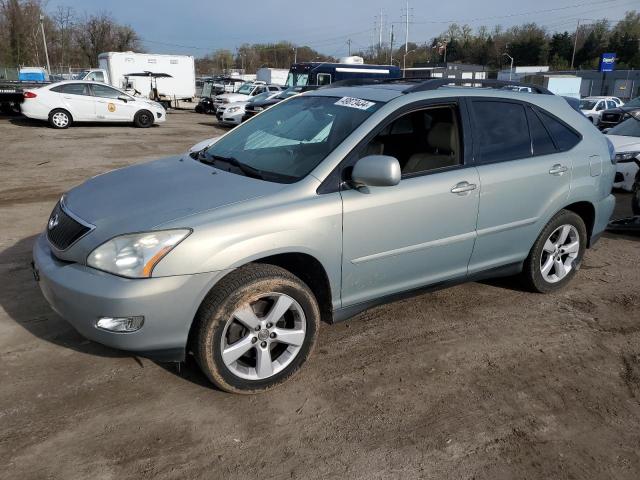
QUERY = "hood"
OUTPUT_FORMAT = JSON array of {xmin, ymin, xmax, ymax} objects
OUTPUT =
[
  {"xmin": 222, "ymin": 101, "xmax": 247, "ymax": 109},
  {"xmin": 60, "ymin": 156, "xmax": 283, "ymax": 259},
  {"xmin": 606, "ymin": 134, "xmax": 640, "ymax": 152},
  {"xmin": 217, "ymin": 92, "xmax": 249, "ymax": 102}
]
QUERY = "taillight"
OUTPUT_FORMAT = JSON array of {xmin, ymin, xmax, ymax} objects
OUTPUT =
[{"xmin": 23, "ymin": 91, "xmax": 37, "ymax": 99}]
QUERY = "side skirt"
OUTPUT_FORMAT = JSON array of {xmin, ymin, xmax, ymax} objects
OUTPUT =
[{"xmin": 330, "ymin": 262, "xmax": 523, "ymax": 324}]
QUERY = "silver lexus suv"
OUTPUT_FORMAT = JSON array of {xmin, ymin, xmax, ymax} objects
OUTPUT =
[{"xmin": 33, "ymin": 80, "xmax": 616, "ymax": 393}]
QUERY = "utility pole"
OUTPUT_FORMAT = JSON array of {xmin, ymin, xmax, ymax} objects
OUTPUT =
[
  {"xmin": 347, "ymin": 39, "xmax": 352, "ymax": 56},
  {"xmin": 379, "ymin": 9, "xmax": 383, "ymax": 51},
  {"xmin": 39, "ymin": 14, "xmax": 51, "ymax": 75},
  {"xmin": 293, "ymin": 46, "xmax": 298, "ymax": 63},
  {"xmin": 389, "ymin": 25, "xmax": 394, "ymax": 64},
  {"xmin": 405, "ymin": 1, "xmax": 410, "ymax": 57},
  {"xmin": 570, "ymin": 19, "xmax": 581, "ymax": 70}
]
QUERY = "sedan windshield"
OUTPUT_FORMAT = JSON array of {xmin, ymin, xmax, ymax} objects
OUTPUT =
[
  {"xmin": 248, "ymin": 92, "xmax": 272, "ymax": 103},
  {"xmin": 608, "ymin": 117, "xmax": 640, "ymax": 137},
  {"xmin": 580, "ymin": 100, "xmax": 597, "ymax": 110},
  {"xmin": 204, "ymin": 95, "xmax": 382, "ymax": 183},
  {"xmin": 237, "ymin": 83, "xmax": 255, "ymax": 95}
]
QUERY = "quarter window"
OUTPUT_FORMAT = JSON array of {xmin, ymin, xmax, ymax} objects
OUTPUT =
[
  {"xmin": 536, "ymin": 109, "xmax": 581, "ymax": 151},
  {"xmin": 471, "ymin": 101, "xmax": 531, "ymax": 164}
]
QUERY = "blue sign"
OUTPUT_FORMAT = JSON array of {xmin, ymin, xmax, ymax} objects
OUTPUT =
[{"xmin": 599, "ymin": 53, "xmax": 616, "ymax": 72}]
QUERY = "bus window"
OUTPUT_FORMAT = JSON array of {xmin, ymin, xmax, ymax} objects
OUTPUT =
[
  {"xmin": 286, "ymin": 72, "xmax": 309, "ymax": 87},
  {"xmin": 317, "ymin": 73, "xmax": 332, "ymax": 86}
]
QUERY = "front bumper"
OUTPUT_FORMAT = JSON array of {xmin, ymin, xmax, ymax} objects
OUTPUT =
[{"xmin": 32, "ymin": 234, "xmax": 226, "ymax": 361}]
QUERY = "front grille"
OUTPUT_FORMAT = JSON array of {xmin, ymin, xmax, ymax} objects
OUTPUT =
[{"xmin": 47, "ymin": 202, "xmax": 91, "ymax": 250}]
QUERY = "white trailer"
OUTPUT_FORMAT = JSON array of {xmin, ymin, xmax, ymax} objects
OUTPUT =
[
  {"xmin": 256, "ymin": 68, "xmax": 289, "ymax": 86},
  {"xmin": 97, "ymin": 52, "xmax": 196, "ymax": 102}
]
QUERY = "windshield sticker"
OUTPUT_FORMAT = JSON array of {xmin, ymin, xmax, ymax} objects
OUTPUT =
[{"xmin": 334, "ymin": 97, "xmax": 376, "ymax": 110}]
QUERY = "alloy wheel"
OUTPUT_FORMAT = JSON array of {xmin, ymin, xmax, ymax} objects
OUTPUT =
[
  {"xmin": 220, "ymin": 293, "xmax": 306, "ymax": 380},
  {"xmin": 540, "ymin": 224, "xmax": 580, "ymax": 283}
]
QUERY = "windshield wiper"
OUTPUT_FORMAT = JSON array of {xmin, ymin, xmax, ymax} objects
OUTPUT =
[{"xmin": 207, "ymin": 154, "xmax": 265, "ymax": 180}]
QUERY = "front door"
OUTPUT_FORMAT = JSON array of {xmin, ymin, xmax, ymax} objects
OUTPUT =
[
  {"xmin": 90, "ymin": 83, "xmax": 137, "ymax": 121},
  {"xmin": 340, "ymin": 103, "xmax": 479, "ymax": 307}
]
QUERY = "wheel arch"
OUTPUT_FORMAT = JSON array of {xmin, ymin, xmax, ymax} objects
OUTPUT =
[{"xmin": 562, "ymin": 201, "xmax": 596, "ymax": 247}]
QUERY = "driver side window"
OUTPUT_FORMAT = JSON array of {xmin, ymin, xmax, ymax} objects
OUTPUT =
[{"xmin": 359, "ymin": 105, "xmax": 462, "ymax": 176}]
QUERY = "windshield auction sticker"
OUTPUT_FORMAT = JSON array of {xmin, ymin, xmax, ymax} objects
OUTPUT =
[{"xmin": 335, "ymin": 97, "xmax": 376, "ymax": 110}]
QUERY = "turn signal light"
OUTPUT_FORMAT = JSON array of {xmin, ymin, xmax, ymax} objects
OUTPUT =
[{"xmin": 23, "ymin": 91, "xmax": 37, "ymax": 99}]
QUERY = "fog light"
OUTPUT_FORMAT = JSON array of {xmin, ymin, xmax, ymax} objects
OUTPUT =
[{"xmin": 96, "ymin": 316, "xmax": 144, "ymax": 333}]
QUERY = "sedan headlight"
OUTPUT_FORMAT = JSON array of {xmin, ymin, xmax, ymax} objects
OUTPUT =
[
  {"xmin": 87, "ymin": 229, "xmax": 191, "ymax": 278},
  {"xmin": 615, "ymin": 151, "xmax": 640, "ymax": 162},
  {"xmin": 253, "ymin": 107, "xmax": 264, "ymax": 112},
  {"xmin": 227, "ymin": 106, "xmax": 240, "ymax": 113}
]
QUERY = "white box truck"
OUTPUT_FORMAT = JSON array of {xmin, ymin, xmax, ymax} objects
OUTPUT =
[
  {"xmin": 256, "ymin": 68, "xmax": 289, "ymax": 86},
  {"xmin": 97, "ymin": 52, "xmax": 196, "ymax": 102}
]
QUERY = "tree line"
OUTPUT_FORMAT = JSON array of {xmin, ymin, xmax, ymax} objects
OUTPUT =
[{"xmin": 0, "ymin": 0, "xmax": 140, "ymax": 75}]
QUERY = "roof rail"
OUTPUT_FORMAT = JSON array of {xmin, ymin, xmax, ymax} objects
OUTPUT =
[{"xmin": 403, "ymin": 78, "xmax": 553, "ymax": 95}]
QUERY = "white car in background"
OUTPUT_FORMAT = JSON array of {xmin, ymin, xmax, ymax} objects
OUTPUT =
[
  {"xmin": 215, "ymin": 91, "xmax": 281, "ymax": 126},
  {"xmin": 580, "ymin": 96, "xmax": 624, "ymax": 125},
  {"xmin": 606, "ymin": 116, "xmax": 640, "ymax": 192},
  {"xmin": 212, "ymin": 82, "xmax": 281, "ymax": 113},
  {"xmin": 20, "ymin": 80, "xmax": 166, "ymax": 129}
]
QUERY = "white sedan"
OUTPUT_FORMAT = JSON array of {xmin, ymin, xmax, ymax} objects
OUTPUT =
[
  {"xmin": 215, "ymin": 91, "xmax": 281, "ymax": 126},
  {"xmin": 606, "ymin": 116, "xmax": 640, "ymax": 192},
  {"xmin": 20, "ymin": 80, "xmax": 166, "ymax": 129}
]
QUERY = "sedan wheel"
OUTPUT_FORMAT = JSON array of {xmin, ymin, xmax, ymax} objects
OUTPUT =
[{"xmin": 48, "ymin": 109, "xmax": 71, "ymax": 129}]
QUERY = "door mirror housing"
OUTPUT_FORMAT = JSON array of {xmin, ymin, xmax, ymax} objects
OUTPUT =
[
  {"xmin": 117, "ymin": 95, "xmax": 129, "ymax": 103},
  {"xmin": 351, "ymin": 155, "xmax": 401, "ymax": 188}
]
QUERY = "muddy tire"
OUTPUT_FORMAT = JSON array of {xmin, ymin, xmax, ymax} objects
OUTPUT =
[
  {"xmin": 194, "ymin": 264, "xmax": 320, "ymax": 394},
  {"xmin": 48, "ymin": 109, "xmax": 72, "ymax": 129},
  {"xmin": 521, "ymin": 210, "xmax": 587, "ymax": 293},
  {"xmin": 133, "ymin": 109, "xmax": 154, "ymax": 128}
]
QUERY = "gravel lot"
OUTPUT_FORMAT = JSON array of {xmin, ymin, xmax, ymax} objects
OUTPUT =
[{"xmin": 1, "ymin": 110, "xmax": 639, "ymax": 480}]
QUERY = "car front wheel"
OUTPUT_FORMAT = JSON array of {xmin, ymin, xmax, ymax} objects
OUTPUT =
[
  {"xmin": 194, "ymin": 264, "xmax": 320, "ymax": 394},
  {"xmin": 133, "ymin": 109, "xmax": 154, "ymax": 128},
  {"xmin": 521, "ymin": 210, "xmax": 587, "ymax": 293}
]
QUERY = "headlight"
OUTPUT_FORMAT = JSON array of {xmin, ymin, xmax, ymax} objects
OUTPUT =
[
  {"xmin": 615, "ymin": 151, "xmax": 640, "ymax": 163},
  {"xmin": 253, "ymin": 107, "xmax": 263, "ymax": 112},
  {"xmin": 87, "ymin": 229, "xmax": 191, "ymax": 278},
  {"xmin": 227, "ymin": 106, "xmax": 240, "ymax": 113},
  {"xmin": 222, "ymin": 98, "xmax": 230, "ymax": 103}
]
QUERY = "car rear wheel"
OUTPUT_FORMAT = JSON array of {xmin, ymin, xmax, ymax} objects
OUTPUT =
[
  {"xmin": 133, "ymin": 109, "xmax": 154, "ymax": 128},
  {"xmin": 521, "ymin": 210, "xmax": 587, "ymax": 293},
  {"xmin": 48, "ymin": 109, "xmax": 72, "ymax": 129},
  {"xmin": 194, "ymin": 264, "xmax": 320, "ymax": 394}
]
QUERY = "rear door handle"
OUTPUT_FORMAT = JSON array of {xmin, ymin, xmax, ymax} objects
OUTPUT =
[
  {"xmin": 451, "ymin": 181, "xmax": 477, "ymax": 195},
  {"xmin": 549, "ymin": 164, "xmax": 568, "ymax": 175}
]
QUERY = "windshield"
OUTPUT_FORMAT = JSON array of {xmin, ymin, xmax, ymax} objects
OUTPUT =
[
  {"xmin": 237, "ymin": 83, "xmax": 255, "ymax": 95},
  {"xmin": 580, "ymin": 100, "xmax": 597, "ymax": 110},
  {"xmin": 608, "ymin": 117, "xmax": 640, "ymax": 137},
  {"xmin": 248, "ymin": 91, "xmax": 272, "ymax": 103},
  {"xmin": 286, "ymin": 72, "xmax": 309, "ymax": 87},
  {"xmin": 203, "ymin": 95, "xmax": 382, "ymax": 183},
  {"xmin": 201, "ymin": 82, "xmax": 214, "ymax": 98},
  {"xmin": 625, "ymin": 97, "xmax": 640, "ymax": 108},
  {"xmin": 277, "ymin": 88, "xmax": 302, "ymax": 100},
  {"xmin": 73, "ymin": 70, "xmax": 90, "ymax": 80}
]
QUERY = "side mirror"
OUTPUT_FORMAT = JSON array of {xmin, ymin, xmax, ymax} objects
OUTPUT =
[
  {"xmin": 117, "ymin": 95, "xmax": 129, "ymax": 103},
  {"xmin": 601, "ymin": 128, "xmax": 610, "ymax": 134},
  {"xmin": 351, "ymin": 155, "xmax": 401, "ymax": 188}
]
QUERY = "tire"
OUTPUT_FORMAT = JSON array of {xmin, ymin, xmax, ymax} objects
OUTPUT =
[
  {"xmin": 521, "ymin": 210, "xmax": 587, "ymax": 293},
  {"xmin": 632, "ymin": 182, "xmax": 640, "ymax": 215},
  {"xmin": 194, "ymin": 264, "xmax": 320, "ymax": 394},
  {"xmin": 48, "ymin": 109, "xmax": 72, "ymax": 129},
  {"xmin": 133, "ymin": 109, "xmax": 154, "ymax": 128}
]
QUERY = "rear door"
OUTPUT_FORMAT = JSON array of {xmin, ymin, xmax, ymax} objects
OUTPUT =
[
  {"xmin": 52, "ymin": 83, "xmax": 95, "ymax": 120},
  {"xmin": 467, "ymin": 98, "xmax": 579, "ymax": 274},
  {"xmin": 90, "ymin": 83, "xmax": 137, "ymax": 121}
]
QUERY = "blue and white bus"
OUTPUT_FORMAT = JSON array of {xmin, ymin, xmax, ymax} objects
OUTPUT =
[{"xmin": 286, "ymin": 58, "xmax": 401, "ymax": 87}]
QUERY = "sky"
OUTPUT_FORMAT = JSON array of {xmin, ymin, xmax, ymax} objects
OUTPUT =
[{"xmin": 47, "ymin": 0, "xmax": 638, "ymax": 57}]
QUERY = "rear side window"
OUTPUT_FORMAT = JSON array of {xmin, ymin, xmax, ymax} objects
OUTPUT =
[
  {"xmin": 51, "ymin": 83, "xmax": 89, "ymax": 96},
  {"xmin": 471, "ymin": 101, "xmax": 531, "ymax": 164},
  {"xmin": 536, "ymin": 109, "xmax": 581, "ymax": 151},
  {"xmin": 526, "ymin": 107, "xmax": 556, "ymax": 156}
]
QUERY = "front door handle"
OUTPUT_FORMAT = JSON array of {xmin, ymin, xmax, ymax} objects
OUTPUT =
[
  {"xmin": 450, "ymin": 181, "xmax": 477, "ymax": 195},
  {"xmin": 549, "ymin": 164, "xmax": 568, "ymax": 175}
]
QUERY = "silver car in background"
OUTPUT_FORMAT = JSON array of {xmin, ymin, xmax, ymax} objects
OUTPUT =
[{"xmin": 33, "ymin": 80, "xmax": 616, "ymax": 393}]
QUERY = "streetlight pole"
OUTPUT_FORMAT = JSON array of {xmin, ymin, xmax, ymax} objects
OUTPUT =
[
  {"xmin": 502, "ymin": 52, "xmax": 514, "ymax": 81},
  {"xmin": 570, "ymin": 19, "xmax": 581, "ymax": 70},
  {"xmin": 39, "ymin": 14, "xmax": 51, "ymax": 75},
  {"xmin": 403, "ymin": 49, "xmax": 416, "ymax": 77}
]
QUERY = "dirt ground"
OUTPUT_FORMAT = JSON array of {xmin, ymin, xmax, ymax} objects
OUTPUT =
[{"xmin": 1, "ymin": 110, "xmax": 639, "ymax": 480}]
